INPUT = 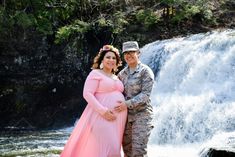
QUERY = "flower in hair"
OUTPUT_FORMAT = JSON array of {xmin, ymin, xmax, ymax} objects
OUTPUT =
[{"xmin": 99, "ymin": 45, "xmax": 120, "ymax": 56}]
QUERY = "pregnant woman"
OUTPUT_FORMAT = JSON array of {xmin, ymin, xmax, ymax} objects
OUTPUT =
[{"xmin": 60, "ymin": 45, "xmax": 127, "ymax": 157}]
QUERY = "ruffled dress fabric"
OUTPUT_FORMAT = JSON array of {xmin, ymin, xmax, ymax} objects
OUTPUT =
[{"xmin": 60, "ymin": 70, "xmax": 127, "ymax": 157}]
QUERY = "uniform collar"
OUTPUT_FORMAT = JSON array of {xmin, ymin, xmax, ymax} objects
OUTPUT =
[{"xmin": 126, "ymin": 61, "xmax": 141, "ymax": 74}]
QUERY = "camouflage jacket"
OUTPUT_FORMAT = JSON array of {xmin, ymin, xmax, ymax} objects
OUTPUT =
[{"xmin": 118, "ymin": 62, "xmax": 155, "ymax": 120}]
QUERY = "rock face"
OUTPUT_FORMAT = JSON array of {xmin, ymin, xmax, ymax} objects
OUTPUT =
[
  {"xmin": 200, "ymin": 148, "xmax": 235, "ymax": 157},
  {"xmin": 0, "ymin": 30, "xmax": 91, "ymax": 129},
  {"xmin": 206, "ymin": 148, "xmax": 235, "ymax": 157},
  {"xmin": 200, "ymin": 132, "xmax": 235, "ymax": 157}
]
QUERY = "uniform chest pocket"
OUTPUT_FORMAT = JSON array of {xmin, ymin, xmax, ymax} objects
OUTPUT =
[{"xmin": 128, "ymin": 74, "xmax": 142, "ymax": 91}]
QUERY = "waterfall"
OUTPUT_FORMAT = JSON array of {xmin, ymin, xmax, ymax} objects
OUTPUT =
[{"xmin": 140, "ymin": 29, "xmax": 235, "ymax": 146}]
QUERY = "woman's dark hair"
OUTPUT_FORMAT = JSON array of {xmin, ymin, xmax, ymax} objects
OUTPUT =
[{"xmin": 92, "ymin": 45, "xmax": 122, "ymax": 73}]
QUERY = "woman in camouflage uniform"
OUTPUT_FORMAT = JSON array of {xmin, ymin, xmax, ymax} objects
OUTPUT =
[{"xmin": 115, "ymin": 41, "xmax": 155, "ymax": 157}]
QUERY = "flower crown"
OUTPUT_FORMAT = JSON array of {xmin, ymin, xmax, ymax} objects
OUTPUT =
[{"xmin": 99, "ymin": 45, "xmax": 120, "ymax": 56}]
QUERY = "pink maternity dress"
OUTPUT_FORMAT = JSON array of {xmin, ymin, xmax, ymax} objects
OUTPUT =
[{"xmin": 60, "ymin": 69, "xmax": 127, "ymax": 157}]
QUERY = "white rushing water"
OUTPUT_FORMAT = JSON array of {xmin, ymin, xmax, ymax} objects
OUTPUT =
[
  {"xmin": 1, "ymin": 29, "xmax": 235, "ymax": 157},
  {"xmin": 140, "ymin": 29, "xmax": 235, "ymax": 157}
]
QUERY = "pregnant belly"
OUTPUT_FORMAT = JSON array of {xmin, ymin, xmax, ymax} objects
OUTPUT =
[{"xmin": 96, "ymin": 91, "xmax": 125, "ymax": 109}]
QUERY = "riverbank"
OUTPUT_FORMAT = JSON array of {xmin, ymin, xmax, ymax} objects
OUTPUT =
[{"xmin": 1, "ymin": 128, "xmax": 234, "ymax": 157}]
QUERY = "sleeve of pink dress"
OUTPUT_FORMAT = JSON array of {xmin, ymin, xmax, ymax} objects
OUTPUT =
[{"xmin": 83, "ymin": 71, "xmax": 108, "ymax": 115}]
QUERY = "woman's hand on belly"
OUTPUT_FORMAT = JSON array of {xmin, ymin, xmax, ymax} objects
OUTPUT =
[
  {"xmin": 101, "ymin": 110, "xmax": 117, "ymax": 121},
  {"xmin": 114, "ymin": 101, "xmax": 127, "ymax": 113}
]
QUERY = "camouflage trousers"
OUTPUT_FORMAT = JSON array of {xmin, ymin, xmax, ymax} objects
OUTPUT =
[{"xmin": 122, "ymin": 116, "xmax": 153, "ymax": 157}]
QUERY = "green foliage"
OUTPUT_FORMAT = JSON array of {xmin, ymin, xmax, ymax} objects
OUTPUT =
[
  {"xmin": 112, "ymin": 11, "xmax": 128, "ymax": 34},
  {"xmin": 184, "ymin": 5, "xmax": 200, "ymax": 18},
  {"xmin": 97, "ymin": 17, "xmax": 111, "ymax": 27},
  {"xmin": 202, "ymin": 9, "xmax": 217, "ymax": 25},
  {"xmin": 95, "ymin": 12, "xmax": 128, "ymax": 34},
  {"xmin": 0, "ymin": 0, "xmax": 231, "ymax": 44},
  {"xmin": 170, "ymin": 0, "xmax": 216, "ymax": 24},
  {"xmin": 136, "ymin": 9, "xmax": 160, "ymax": 28},
  {"xmin": 202, "ymin": 9, "xmax": 213, "ymax": 20},
  {"xmin": 161, "ymin": 0, "xmax": 176, "ymax": 5},
  {"xmin": 14, "ymin": 12, "xmax": 35, "ymax": 29},
  {"xmin": 171, "ymin": 12, "xmax": 184, "ymax": 23},
  {"xmin": 36, "ymin": 16, "xmax": 53, "ymax": 35},
  {"xmin": 0, "ymin": 0, "xmax": 51, "ymax": 35},
  {"xmin": 99, "ymin": 0, "xmax": 111, "ymax": 9},
  {"xmin": 171, "ymin": 5, "xmax": 200, "ymax": 23},
  {"xmin": 160, "ymin": 0, "xmax": 187, "ymax": 6},
  {"xmin": 55, "ymin": 20, "xmax": 91, "ymax": 44},
  {"xmin": 193, "ymin": 0, "xmax": 217, "ymax": 24}
]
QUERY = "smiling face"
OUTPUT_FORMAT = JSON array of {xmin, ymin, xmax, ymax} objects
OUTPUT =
[
  {"xmin": 102, "ymin": 51, "xmax": 117, "ymax": 72},
  {"xmin": 123, "ymin": 51, "xmax": 139, "ymax": 68}
]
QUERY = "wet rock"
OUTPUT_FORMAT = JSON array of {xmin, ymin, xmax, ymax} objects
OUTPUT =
[{"xmin": 206, "ymin": 148, "xmax": 235, "ymax": 157}]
